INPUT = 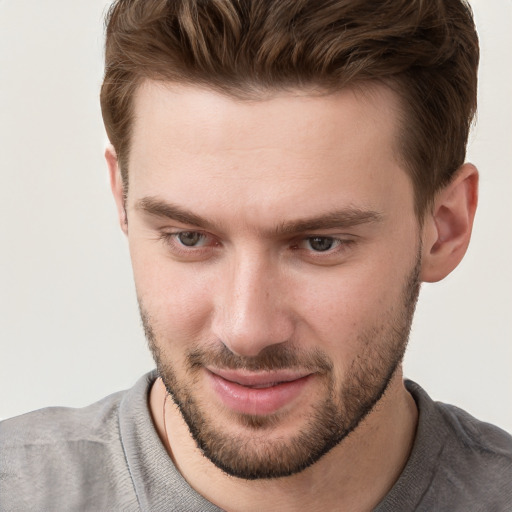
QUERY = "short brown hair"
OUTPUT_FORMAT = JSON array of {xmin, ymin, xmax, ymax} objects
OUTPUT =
[{"xmin": 100, "ymin": 0, "xmax": 479, "ymax": 216}]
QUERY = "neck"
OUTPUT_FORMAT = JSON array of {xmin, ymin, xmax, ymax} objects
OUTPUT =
[{"xmin": 150, "ymin": 368, "xmax": 417, "ymax": 512}]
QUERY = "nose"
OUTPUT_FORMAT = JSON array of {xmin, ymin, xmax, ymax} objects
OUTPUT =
[{"xmin": 211, "ymin": 250, "xmax": 294, "ymax": 357}]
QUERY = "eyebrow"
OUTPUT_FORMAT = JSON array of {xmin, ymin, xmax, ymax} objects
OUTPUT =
[
  {"xmin": 136, "ymin": 196, "xmax": 217, "ymax": 231},
  {"xmin": 273, "ymin": 209, "xmax": 383, "ymax": 235},
  {"xmin": 136, "ymin": 196, "xmax": 383, "ymax": 236}
]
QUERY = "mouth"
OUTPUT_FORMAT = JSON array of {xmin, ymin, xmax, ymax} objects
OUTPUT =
[
  {"xmin": 243, "ymin": 382, "xmax": 287, "ymax": 389},
  {"xmin": 205, "ymin": 367, "xmax": 314, "ymax": 416}
]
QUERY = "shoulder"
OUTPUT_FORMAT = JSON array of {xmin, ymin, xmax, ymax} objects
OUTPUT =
[
  {"xmin": 0, "ymin": 388, "xmax": 127, "ymax": 474},
  {"xmin": 0, "ymin": 388, "xmax": 125, "ymax": 445},
  {"xmin": 408, "ymin": 380, "xmax": 512, "ymax": 469},
  {"xmin": 435, "ymin": 399, "xmax": 512, "ymax": 496},
  {"xmin": 436, "ymin": 399, "xmax": 512, "ymax": 460},
  {"xmin": 0, "ymin": 386, "xmax": 140, "ymax": 510},
  {"xmin": 406, "ymin": 380, "xmax": 512, "ymax": 510}
]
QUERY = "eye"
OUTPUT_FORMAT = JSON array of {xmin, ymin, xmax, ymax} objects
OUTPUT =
[
  {"xmin": 291, "ymin": 235, "xmax": 355, "ymax": 264},
  {"xmin": 306, "ymin": 236, "xmax": 337, "ymax": 252},
  {"xmin": 159, "ymin": 230, "xmax": 219, "ymax": 260},
  {"xmin": 176, "ymin": 231, "xmax": 207, "ymax": 247}
]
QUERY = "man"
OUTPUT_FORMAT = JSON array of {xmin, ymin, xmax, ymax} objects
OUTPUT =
[{"xmin": 1, "ymin": 0, "xmax": 511, "ymax": 510}]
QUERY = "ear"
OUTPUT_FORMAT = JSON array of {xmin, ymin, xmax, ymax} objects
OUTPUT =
[
  {"xmin": 105, "ymin": 144, "xmax": 128, "ymax": 236},
  {"xmin": 420, "ymin": 163, "xmax": 478, "ymax": 283}
]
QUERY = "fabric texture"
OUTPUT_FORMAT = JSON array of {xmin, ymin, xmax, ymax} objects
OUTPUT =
[{"xmin": 1, "ymin": 371, "xmax": 511, "ymax": 511}]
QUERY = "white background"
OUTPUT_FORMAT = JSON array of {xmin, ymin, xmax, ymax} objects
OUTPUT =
[{"xmin": 1, "ymin": 1, "xmax": 511, "ymax": 433}]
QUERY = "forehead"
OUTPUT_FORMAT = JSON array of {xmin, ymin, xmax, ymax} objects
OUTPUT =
[
  {"xmin": 127, "ymin": 80, "xmax": 412, "ymax": 225},
  {"xmin": 130, "ymin": 80, "xmax": 402, "ymax": 156}
]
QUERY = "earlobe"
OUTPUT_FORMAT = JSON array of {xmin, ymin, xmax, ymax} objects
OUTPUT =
[
  {"xmin": 420, "ymin": 163, "xmax": 478, "ymax": 283},
  {"xmin": 105, "ymin": 145, "xmax": 128, "ymax": 235}
]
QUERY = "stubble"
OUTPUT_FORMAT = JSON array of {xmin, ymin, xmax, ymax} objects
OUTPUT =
[{"xmin": 141, "ymin": 252, "xmax": 421, "ymax": 480}]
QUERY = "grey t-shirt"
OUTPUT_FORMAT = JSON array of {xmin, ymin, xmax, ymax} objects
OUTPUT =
[{"xmin": 1, "ymin": 371, "xmax": 511, "ymax": 511}]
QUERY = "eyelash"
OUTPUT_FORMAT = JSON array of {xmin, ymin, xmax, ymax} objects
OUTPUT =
[
  {"xmin": 292, "ymin": 237, "xmax": 350, "ymax": 253},
  {"xmin": 158, "ymin": 231, "xmax": 217, "ymax": 258},
  {"xmin": 158, "ymin": 231, "xmax": 355, "ymax": 261}
]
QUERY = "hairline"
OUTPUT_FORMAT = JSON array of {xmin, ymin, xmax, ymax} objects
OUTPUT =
[{"xmin": 119, "ymin": 76, "xmax": 427, "ymax": 224}]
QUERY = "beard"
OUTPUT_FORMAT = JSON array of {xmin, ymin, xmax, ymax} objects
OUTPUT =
[{"xmin": 141, "ymin": 253, "xmax": 421, "ymax": 480}]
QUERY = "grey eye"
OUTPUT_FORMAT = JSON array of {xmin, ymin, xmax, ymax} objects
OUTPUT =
[
  {"xmin": 177, "ymin": 231, "xmax": 204, "ymax": 247},
  {"xmin": 307, "ymin": 237, "xmax": 335, "ymax": 252}
]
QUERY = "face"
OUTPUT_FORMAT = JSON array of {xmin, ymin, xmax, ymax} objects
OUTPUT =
[{"xmin": 120, "ymin": 82, "xmax": 421, "ymax": 479}]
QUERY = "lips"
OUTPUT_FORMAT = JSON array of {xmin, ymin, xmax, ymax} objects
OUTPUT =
[{"xmin": 206, "ymin": 367, "xmax": 313, "ymax": 416}]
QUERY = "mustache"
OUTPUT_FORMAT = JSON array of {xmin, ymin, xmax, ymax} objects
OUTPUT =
[{"xmin": 187, "ymin": 342, "xmax": 333, "ymax": 373}]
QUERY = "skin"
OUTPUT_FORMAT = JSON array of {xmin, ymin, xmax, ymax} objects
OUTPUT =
[{"xmin": 107, "ymin": 81, "xmax": 478, "ymax": 511}]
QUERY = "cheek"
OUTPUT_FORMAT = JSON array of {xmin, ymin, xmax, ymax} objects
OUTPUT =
[
  {"xmin": 130, "ymin": 242, "xmax": 213, "ymax": 342},
  {"xmin": 292, "ymin": 261, "xmax": 405, "ymax": 358}
]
